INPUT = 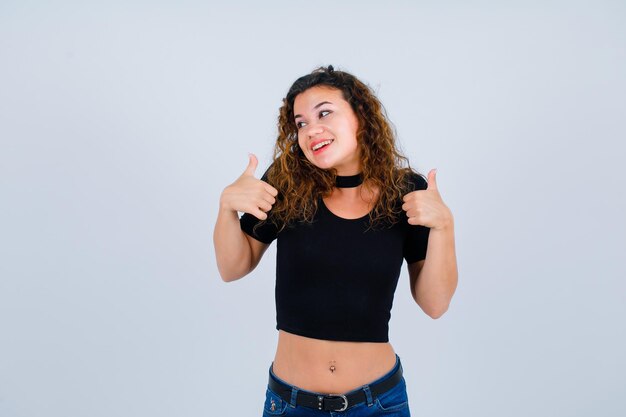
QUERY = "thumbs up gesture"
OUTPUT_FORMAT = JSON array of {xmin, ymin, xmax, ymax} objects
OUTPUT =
[
  {"xmin": 219, "ymin": 154, "xmax": 279, "ymax": 220},
  {"xmin": 401, "ymin": 169, "xmax": 453, "ymax": 231}
]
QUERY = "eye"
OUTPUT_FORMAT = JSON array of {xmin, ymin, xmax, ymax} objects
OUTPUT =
[
  {"xmin": 319, "ymin": 110, "xmax": 331, "ymax": 118},
  {"xmin": 296, "ymin": 120, "xmax": 306, "ymax": 129}
]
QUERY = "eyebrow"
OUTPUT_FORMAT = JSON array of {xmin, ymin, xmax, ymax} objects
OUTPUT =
[{"xmin": 294, "ymin": 101, "xmax": 333, "ymax": 119}]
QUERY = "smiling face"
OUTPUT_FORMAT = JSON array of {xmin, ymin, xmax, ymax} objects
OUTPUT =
[{"xmin": 293, "ymin": 86, "xmax": 361, "ymax": 175}]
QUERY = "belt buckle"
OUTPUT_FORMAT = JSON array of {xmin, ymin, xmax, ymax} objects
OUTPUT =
[{"xmin": 318, "ymin": 394, "xmax": 348, "ymax": 412}]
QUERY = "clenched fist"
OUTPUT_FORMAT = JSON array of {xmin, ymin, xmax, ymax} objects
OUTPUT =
[
  {"xmin": 220, "ymin": 154, "xmax": 279, "ymax": 220},
  {"xmin": 401, "ymin": 169, "xmax": 453, "ymax": 231}
]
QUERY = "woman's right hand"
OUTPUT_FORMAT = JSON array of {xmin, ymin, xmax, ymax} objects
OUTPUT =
[{"xmin": 219, "ymin": 154, "xmax": 278, "ymax": 220}]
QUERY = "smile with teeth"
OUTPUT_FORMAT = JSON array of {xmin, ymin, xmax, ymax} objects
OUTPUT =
[{"xmin": 312, "ymin": 139, "xmax": 334, "ymax": 151}]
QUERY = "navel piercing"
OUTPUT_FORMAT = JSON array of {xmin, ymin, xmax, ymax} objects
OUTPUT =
[{"xmin": 329, "ymin": 360, "xmax": 336, "ymax": 373}]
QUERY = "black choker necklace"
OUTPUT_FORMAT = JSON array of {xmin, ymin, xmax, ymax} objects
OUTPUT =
[{"xmin": 335, "ymin": 173, "xmax": 363, "ymax": 188}]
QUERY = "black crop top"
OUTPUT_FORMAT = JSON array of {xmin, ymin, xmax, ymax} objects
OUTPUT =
[{"xmin": 239, "ymin": 169, "xmax": 430, "ymax": 342}]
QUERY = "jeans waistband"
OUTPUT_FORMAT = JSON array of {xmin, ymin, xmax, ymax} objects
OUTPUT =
[
  {"xmin": 268, "ymin": 354, "xmax": 403, "ymax": 411},
  {"xmin": 269, "ymin": 353, "xmax": 401, "ymax": 395}
]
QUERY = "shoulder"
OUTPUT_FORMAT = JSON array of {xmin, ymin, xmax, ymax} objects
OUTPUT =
[
  {"xmin": 400, "ymin": 169, "xmax": 428, "ymax": 192},
  {"xmin": 260, "ymin": 161, "xmax": 275, "ymax": 183}
]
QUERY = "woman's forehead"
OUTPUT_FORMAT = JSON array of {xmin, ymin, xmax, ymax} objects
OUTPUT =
[{"xmin": 293, "ymin": 86, "xmax": 344, "ymax": 112}]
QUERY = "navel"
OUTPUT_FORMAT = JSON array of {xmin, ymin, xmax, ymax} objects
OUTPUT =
[{"xmin": 329, "ymin": 360, "xmax": 337, "ymax": 374}]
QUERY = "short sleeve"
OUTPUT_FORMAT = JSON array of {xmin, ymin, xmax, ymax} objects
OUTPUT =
[
  {"xmin": 239, "ymin": 165, "xmax": 279, "ymax": 244},
  {"xmin": 402, "ymin": 172, "xmax": 431, "ymax": 264},
  {"xmin": 240, "ymin": 212, "xmax": 278, "ymax": 244}
]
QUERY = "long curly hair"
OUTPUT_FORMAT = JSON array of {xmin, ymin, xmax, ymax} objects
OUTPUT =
[{"xmin": 261, "ymin": 65, "xmax": 421, "ymax": 233}]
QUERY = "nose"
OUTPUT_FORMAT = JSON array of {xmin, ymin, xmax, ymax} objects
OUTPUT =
[{"xmin": 303, "ymin": 121, "xmax": 324, "ymax": 138}]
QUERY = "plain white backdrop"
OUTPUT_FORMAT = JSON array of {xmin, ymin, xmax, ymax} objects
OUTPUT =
[{"xmin": 1, "ymin": 1, "xmax": 625, "ymax": 416}]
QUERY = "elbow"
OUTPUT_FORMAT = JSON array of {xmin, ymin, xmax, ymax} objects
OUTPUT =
[
  {"xmin": 217, "ymin": 265, "xmax": 247, "ymax": 283},
  {"xmin": 413, "ymin": 294, "xmax": 450, "ymax": 319},
  {"xmin": 215, "ymin": 252, "xmax": 254, "ymax": 283},
  {"xmin": 423, "ymin": 303, "xmax": 450, "ymax": 319},
  {"xmin": 215, "ymin": 245, "xmax": 257, "ymax": 283},
  {"xmin": 427, "ymin": 307, "xmax": 448, "ymax": 319},
  {"xmin": 220, "ymin": 273, "xmax": 239, "ymax": 283}
]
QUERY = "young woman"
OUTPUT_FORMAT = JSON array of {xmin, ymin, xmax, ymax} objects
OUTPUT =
[{"xmin": 214, "ymin": 65, "xmax": 458, "ymax": 416}]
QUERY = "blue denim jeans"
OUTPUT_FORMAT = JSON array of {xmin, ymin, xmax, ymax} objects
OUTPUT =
[{"xmin": 262, "ymin": 354, "xmax": 411, "ymax": 416}]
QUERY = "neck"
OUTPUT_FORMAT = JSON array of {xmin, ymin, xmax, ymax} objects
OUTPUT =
[{"xmin": 335, "ymin": 173, "xmax": 363, "ymax": 188}]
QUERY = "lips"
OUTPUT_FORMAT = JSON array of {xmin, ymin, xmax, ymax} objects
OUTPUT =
[{"xmin": 310, "ymin": 139, "xmax": 334, "ymax": 152}]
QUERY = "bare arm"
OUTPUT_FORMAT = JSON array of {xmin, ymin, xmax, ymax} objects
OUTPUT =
[
  {"xmin": 213, "ymin": 154, "xmax": 277, "ymax": 282},
  {"xmin": 408, "ymin": 221, "xmax": 458, "ymax": 318},
  {"xmin": 213, "ymin": 208, "xmax": 271, "ymax": 281},
  {"xmin": 403, "ymin": 169, "xmax": 458, "ymax": 318}
]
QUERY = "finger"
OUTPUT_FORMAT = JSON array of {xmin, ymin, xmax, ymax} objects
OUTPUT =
[
  {"xmin": 402, "ymin": 191, "xmax": 415, "ymax": 203},
  {"xmin": 404, "ymin": 209, "xmax": 418, "ymax": 219},
  {"xmin": 243, "ymin": 153, "xmax": 258, "ymax": 176},
  {"xmin": 257, "ymin": 199, "xmax": 273, "ymax": 212},
  {"xmin": 407, "ymin": 216, "xmax": 421, "ymax": 226},
  {"xmin": 402, "ymin": 191, "xmax": 419, "ymax": 206},
  {"xmin": 249, "ymin": 208, "xmax": 268, "ymax": 220},
  {"xmin": 262, "ymin": 182, "xmax": 279, "ymax": 197},
  {"xmin": 260, "ymin": 193, "xmax": 276, "ymax": 206},
  {"xmin": 403, "ymin": 208, "xmax": 419, "ymax": 218},
  {"xmin": 427, "ymin": 168, "xmax": 438, "ymax": 191}
]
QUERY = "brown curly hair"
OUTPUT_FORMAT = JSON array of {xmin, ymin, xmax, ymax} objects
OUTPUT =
[{"xmin": 259, "ymin": 65, "xmax": 422, "ymax": 233}]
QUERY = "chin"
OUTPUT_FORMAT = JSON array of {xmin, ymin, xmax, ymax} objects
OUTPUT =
[
  {"xmin": 310, "ymin": 161, "xmax": 335, "ymax": 171},
  {"xmin": 304, "ymin": 156, "xmax": 329, "ymax": 169}
]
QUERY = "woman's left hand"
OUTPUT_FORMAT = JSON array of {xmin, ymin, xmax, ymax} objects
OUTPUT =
[{"xmin": 401, "ymin": 169, "xmax": 453, "ymax": 231}]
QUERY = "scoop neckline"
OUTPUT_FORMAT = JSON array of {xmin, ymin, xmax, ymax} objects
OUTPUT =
[{"xmin": 319, "ymin": 197, "xmax": 372, "ymax": 221}]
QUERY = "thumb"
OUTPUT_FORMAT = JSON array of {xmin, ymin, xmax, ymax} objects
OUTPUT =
[
  {"xmin": 427, "ymin": 168, "xmax": 438, "ymax": 191},
  {"xmin": 243, "ymin": 153, "xmax": 258, "ymax": 177}
]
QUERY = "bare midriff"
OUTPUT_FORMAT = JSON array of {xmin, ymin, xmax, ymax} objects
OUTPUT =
[
  {"xmin": 272, "ymin": 329, "xmax": 397, "ymax": 394},
  {"xmin": 272, "ymin": 184, "xmax": 396, "ymax": 393}
]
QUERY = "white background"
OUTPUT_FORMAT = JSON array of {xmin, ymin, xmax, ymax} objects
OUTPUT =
[{"xmin": 1, "ymin": 1, "xmax": 625, "ymax": 416}]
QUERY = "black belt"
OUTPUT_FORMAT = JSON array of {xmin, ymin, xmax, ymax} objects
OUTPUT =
[{"xmin": 268, "ymin": 362, "xmax": 403, "ymax": 412}]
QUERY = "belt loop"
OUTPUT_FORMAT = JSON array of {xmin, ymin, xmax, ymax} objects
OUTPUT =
[
  {"xmin": 362, "ymin": 384, "xmax": 374, "ymax": 406},
  {"xmin": 289, "ymin": 387, "xmax": 299, "ymax": 407}
]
